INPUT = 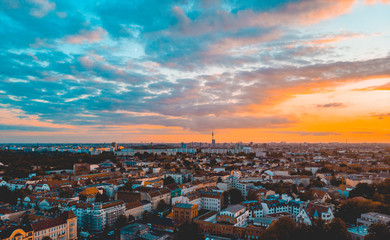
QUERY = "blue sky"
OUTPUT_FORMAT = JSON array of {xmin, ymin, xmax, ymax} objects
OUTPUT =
[{"xmin": 1, "ymin": 0, "xmax": 390, "ymax": 143}]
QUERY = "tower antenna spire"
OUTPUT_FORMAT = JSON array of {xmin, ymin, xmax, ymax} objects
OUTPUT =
[{"xmin": 211, "ymin": 129, "xmax": 216, "ymax": 146}]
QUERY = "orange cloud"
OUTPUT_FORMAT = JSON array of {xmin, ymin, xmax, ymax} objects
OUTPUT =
[
  {"xmin": 170, "ymin": 0, "xmax": 356, "ymax": 37},
  {"xmin": 355, "ymin": 81, "xmax": 390, "ymax": 91},
  {"xmin": 365, "ymin": 0, "xmax": 390, "ymax": 4},
  {"xmin": 245, "ymin": 0, "xmax": 356, "ymax": 27},
  {"xmin": 0, "ymin": 108, "xmax": 75, "ymax": 130},
  {"xmin": 65, "ymin": 27, "xmax": 107, "ymax": 44},
  {"xmin": 206, "ymin": 30, "xmax": 281, "ymax": 56},
  {"xmin": 306, "ymin": 33, "xmax": 363, "ymax": 45}
]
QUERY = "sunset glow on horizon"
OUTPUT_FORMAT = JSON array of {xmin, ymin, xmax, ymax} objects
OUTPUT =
[{"xmin": 1, "ymin": 0, "xmax": 390, "ymax": 143}]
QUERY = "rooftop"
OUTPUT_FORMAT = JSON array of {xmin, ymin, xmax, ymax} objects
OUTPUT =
[
  {"xmin": 223, "ymin": 204, "xmax": 246, "ymax": 214},
  {"xmin": 348, "ymin": 226, "xmax": 369, "ymax": 236},
  {"xmin": 362, "ymin": 212, "xmax": 390, "ymax": 221},
  {"xmin": 174, "ymin": 203, "xmax": 194, "ymax": 209},
  {"xmin": 120, "ymin": 223, "xmax": 148, "ymax": 234}
]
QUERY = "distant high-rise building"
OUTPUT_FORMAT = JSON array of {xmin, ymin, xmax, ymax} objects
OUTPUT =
[
  {"xmin": 112, "ymin": 142, "xmax": 118, "ymax": 150},
  {"xmin": 181, "ymin": 142, "xmax": 187, "ymax": 149},
  {"xmin": 235, "ymin": 142, "xmax": 243, "ymax": 151}
]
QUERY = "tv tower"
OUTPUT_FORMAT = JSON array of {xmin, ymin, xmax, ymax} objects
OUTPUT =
[{"xmin": 212, "ymin": 129, "xmax": 216, "ymax": 147}]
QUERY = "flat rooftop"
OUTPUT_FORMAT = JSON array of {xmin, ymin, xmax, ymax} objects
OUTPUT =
[
  {"xmin": 195, "ymin": 211, "xmax": 218, "ymax": 222},
  {"xmin": 174, "ymin": 203, "xmax": 194, "ymax": 209},
  {"xmin": 223, "ymin": 204, "xmax": 245, "ymax": 214},
  {"xmin": 362, "ymin": 212, "xmax": 390, "ymax": 221},
  {"xmin": 348, "ymin": 226, "xmax": 369, "ymax": 236}
]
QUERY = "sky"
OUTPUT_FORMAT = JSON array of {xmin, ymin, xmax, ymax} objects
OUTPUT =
[{"xmin": 0, "ymin": 0, "xmax": 390, "ymax": 143}]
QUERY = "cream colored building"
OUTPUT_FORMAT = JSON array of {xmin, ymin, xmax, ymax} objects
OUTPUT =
[{"xmin": 32, "ymin": 211, "xmax": 77, "ymax": 240}]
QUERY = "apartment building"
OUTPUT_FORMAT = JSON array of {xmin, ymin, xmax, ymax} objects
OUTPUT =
[
  {"xmin": 144, "ymin": 189, "xmax": 171, "ymax": 210},
  {"xmin": 164, "ymin": 173, "xmax": 193, "ymax": 184},
  {"xmin": 194, "ymin": 211, "xmax": 264, "ymax": 239},
  {"xmin": 172, "ymin": 203, "xmax": 198, "ymax": 223},
  {"xmin": 200, "ymin": 191, "xmax": 223, "ymax": 212},
  {"xmin": 242, "ymin": 201, "xmax": 264, "ymax": 218},
  {"xmin": 125, "ymin": 200, "xmax": 151, "ymax": 221},
  {"xmin": 357, "ymin": 212, "xmax": 390, "ymax": 226},
  {"xmin": 348, "ymin": 212, "xmax": 390, "ymax": 240},
  {"xmin": 217, "ymin": 204, "xmax": 249, "ymax": 227},
  {"xmin": 65, "ymin": 201, "xmax": 125, "ymax": 233},
  {"xmin": 32, "ymin": 211, "xmax": 77, "ymax": 240},
  {"xmin": 261, "ymin": 199, "xmax": 302, "ymax": 216}
]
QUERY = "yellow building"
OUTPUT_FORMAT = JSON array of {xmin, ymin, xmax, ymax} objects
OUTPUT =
[
  {"xmin": 143, "ymin": 179, "xmax": 163, "ymax": 188},
  {"xmin": 0, "ymin": 225, "xmax": 33, "ymax": 240}
]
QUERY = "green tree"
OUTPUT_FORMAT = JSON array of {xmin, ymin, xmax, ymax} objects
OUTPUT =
[
  {"xmin": 175, "ymin": 223, "xmax": 202, "ymax": 240},
  {"xmin": 52, "ymin": 173, "xmax": 62, "ymax": 180},
  {"xmin": 21, "ymin": 214, "xmax": 31, "ymax": 225},
  {"xmin": 115, "ymin": 214, "xmax": 128, "ymax": 228},
  {"xmin": 336, "ymin": 199, "xmax": 382, "ymax": 224},
  {"xmin": 59, "ymin": 190, "xmax": 73, "ymax": 198},
  {"xmin": 330, "ymin": 177, "xmax": 342, "ymax": 187},
  {"xmin": 119, "ymin": 180, "xmax": 134, "ymax": 191},
  {"xmin": 128, "ymin": 214, "xmax": 135, "ymax": 223},
  {"xmin": 298, "ymin": 190, "xmax": 313, "ymax": 201},
  {"xmin": 262, "ymin": 217, "xmax": 298, "ymax": 240},
  {"xmin": 79, "ymin": 194, "xmax": 87, "ymax": 202},
  {"xmin": 246, "ymin": 190, "xmax": 258, "ymax": 201},
  {"xmin": 228, "ymin": 188, "xmax": 243, "ymax": 204},
  {"xmin": 95, "ymin": 192, "xmax": 110, "ymax": 202},
  {"xmin": 327, "ymin": 218, "xmax": 351, "ymax": 240},
  {"xmin": 366, "ymin": 222, "xmax": 390, "ymax": 240},
  {"xmin": 350, "ymin": 183, "xmax": 375, "ymax": 199},
  {"xmin": 163, "ymin": 176, "xmax": 175, "ymax": 185},
  {"xmin": 157, "ymin": 200, "xmax": 168, "ymax": 212},
  {"xmin": 209, "ymin": 158, "xmax": 217, "ymax": 167},
  {"xmin": 223, "ymin": 191, "xmax": 229, "ymax": 207}
]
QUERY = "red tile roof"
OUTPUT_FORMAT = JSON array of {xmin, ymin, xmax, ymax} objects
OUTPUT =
[{"xmin": 31, "ymin": 211, "xmax": 75, "ymax": 231}]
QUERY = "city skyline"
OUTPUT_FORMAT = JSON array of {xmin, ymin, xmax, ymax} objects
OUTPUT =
[{"xmin": 1, "ymin": 0, "xmax": 390, "ymax": 143}]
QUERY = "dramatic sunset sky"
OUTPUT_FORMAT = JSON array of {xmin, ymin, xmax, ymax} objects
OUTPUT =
[{"xmin": 1, "ymin": 0, "xmax": 390, "ymax": 143}]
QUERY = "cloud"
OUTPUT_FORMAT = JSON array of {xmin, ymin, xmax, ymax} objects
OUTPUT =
[
  {"xmin": 371, "ymin": 113, "xmax": 390, "ymax": 119},
  {"xmin": 316, "ymin": 103, "xmax": 346, "ymax": 108},
  {"xmin": 91, "ymin": 0, "xmax": 357, "ymax": 71},
  {"xmin": 0, "ymin": 124, "xmax": 66, "ymax": 132},
  {"xmin": 350, "ymin": 131, "xmax": 375, "ymax": 134},
  {"xmin": 164, "ymin": 0, "xmax": 355, "ymax": 37},
  {"xmin": 1, "ymin": 0, "xmax": 390, "ymax": 142},
  {"xmin": 28, "ymin": 0, "xmax": 56, "ymax": 18},
  {"xmin": 355, "ymin": 81, "xmax": 390, "ymax": 91},
  {"xmin": 365, "ymin": 0, "xmax": 390, "ymax": 4},
  {"xmin": 1, "ymin": 48, "xmax": 389, "ymax": 132},
  {"xmin": 79, "ymin": 56, "xmax": 94, "ymax": 68},
  {"xmin": 270, "ymin": 131, "xmax": 341, "ymax": 136},
  {"xmin": 65, "ymin": 27, "xmax": 107, "ymax": 44},
  {"xmin": 206, "ymin": 29, "xmax": 282, "ymax": 56},
  {"xmin": 306, "ymin": 32, "xmax": 364, "ymax": 45}
]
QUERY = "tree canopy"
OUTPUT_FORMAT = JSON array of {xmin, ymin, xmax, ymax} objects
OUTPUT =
[
  {"xmin": 228, "ymin": 188, "xmax": 243, "ymax": 204},
  {"xmin": 366, "ymin": 222, "xmax": 390, "ymax": 240},
  {"xmin": 163, "ymin": 176, "xmax": 175, "ymax": 185},
  {"xmin": 261, "ymin": 217, "xmax": 351, "ymax": 240}
]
